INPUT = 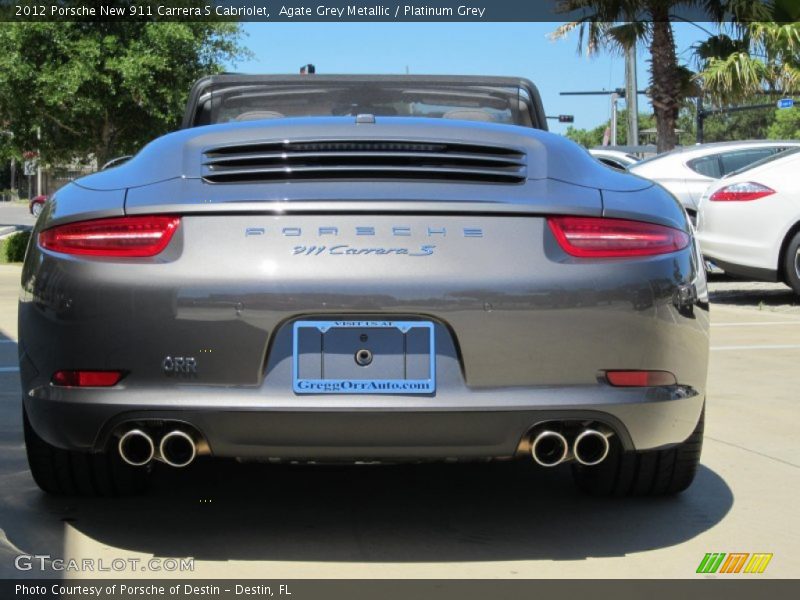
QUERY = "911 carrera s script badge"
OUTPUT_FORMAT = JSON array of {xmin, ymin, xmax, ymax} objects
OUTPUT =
[{"xmin": 293, "ymin": 245, "xmax": 435, "ymax": 257}]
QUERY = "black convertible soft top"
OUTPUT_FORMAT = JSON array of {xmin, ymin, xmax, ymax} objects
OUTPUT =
[{"xmin": 181, "ymin": 74, "xmax": 548, "ymax": 131}]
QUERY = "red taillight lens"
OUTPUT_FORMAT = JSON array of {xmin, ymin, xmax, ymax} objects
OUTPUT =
[
  {"xmin": 547, "ymin": 216, "xmax": 690, "ymax": 258},
  {"xmin": 709, "ymin": 182, "xmax": 775, "ymax": 202},
  {"xmin": 52, "ymin": 370, "xmax": 124, "ymax": 387},
  {"xmin": 39, "ymin": 216, "xmax": 180, "ymax": 257},
  {"xmin": 605, "ymin": 370, "xmax": 677, "ymax": 387}
]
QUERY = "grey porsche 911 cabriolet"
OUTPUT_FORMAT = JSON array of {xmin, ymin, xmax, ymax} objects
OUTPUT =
[{"xmin": 19, "ymin": 75, "xmax": 708, "ymax": 497}]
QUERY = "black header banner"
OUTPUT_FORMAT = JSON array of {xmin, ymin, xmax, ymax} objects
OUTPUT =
[{"xmin": 0, "ymin": 0, "xmax": 780, "ymax": 22}]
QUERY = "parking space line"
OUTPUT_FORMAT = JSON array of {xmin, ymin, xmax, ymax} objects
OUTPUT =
[
  {"xmin": 0, "ymin": 340, "xmax": 15, "ymax": 344},
  {"xmin": 712, "ymin": 322, "xmax": 800, "ymax": 327},
  {"xmin": 0, "ymin": 367, "xmax": 19, "ymax": 372},
  {"xmin": 706, "ymin": 436, "xmax": 800, "ymax": 469},
  {"xmin": 711, "ymin": 344, "xmax": 800, "ymax": 351}
]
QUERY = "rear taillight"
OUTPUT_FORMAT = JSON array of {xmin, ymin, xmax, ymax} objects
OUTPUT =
[
  {"xmin": 605, "ymin": 370, "xmax": 677, "ymax": 387},
  {"xmin": 709, "ymin": 182, "xmax": 775, "ymax": 202},
  {"xmin": 547, "ymin": 216, "xmax": 690, "ymax": 258},
  {"xmin": 39, "ymin": 215, "xmax": 180, "ymax": 257},
  {"xmin": 52, "ymin": 370, "xmax": 124, "ymax": 387}
]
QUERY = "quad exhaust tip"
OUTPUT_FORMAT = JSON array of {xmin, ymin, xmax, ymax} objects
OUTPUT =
[
  {"xmin": 530, "ymin": 430, "xmax": 569, "ymax": 467},
  {"xmin": 573, "ymin": 429, "xmax": 611, "ymax": 466},
  {"xmin": 159, "ymin": 430, "xmax": 197, "ymax": 468},
  {"xmin": 118, "ymin": 429, "xmax": 155, "ymax": 467}
]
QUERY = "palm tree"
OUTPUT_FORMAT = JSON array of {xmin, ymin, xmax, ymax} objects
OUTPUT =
[
  {"xmin": 695, "ymin": 22, "xmax": 800, "ymax": 105},
  {"xmin": 551, "ymin": 0, "xmax": 770, "ymax": 152}
]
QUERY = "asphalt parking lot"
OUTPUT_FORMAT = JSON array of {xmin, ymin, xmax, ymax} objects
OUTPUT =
[{"xmin": 0, "ymin": 214, "xmax": 797, "ymax": 578}]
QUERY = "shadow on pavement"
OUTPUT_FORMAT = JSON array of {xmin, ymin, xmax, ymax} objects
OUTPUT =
[
  {"xmin": 708, "ymin": 285, "xmax": 798, "ymax": 309},
  {"xmin": 4, "ymin": 457, "xmax": 733, "ymax": 565},
  {"xmin": 706, "ymin": 273, "xmax": 798, "ymax": 308}
]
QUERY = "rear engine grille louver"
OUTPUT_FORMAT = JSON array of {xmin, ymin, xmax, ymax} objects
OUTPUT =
[{"xmin": 201, "ymin": 140, "xmax": 527, "ymax": 184}]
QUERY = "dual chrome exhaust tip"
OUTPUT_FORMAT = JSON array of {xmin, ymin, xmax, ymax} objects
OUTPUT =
[
  {"xmin": 118, "ymin": 428, "xmax": 198, "ymax": 468},
  {"xmin": 118, "ymin": 429, "xmax": 155, "ymax": 467},
  {"xmin": 530, "ymin": 427, "xmax": 612, "ymax": 467}
]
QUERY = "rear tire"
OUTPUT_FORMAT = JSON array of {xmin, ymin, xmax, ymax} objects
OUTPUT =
[
  {"xmin": 23, "ymin": 408, "xmax": 150, "ymax": 496},
  {"xmin": 572, "ymin": 408, "xmax": 704, "ymax": 496},
  {"xmin": 783, "ymin": 231, "xmax": 800, "ymax": 296}
]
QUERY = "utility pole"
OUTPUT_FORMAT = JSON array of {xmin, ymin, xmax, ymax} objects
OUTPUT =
[
  {"xmin": 625, "ymin": 45, "xmax": 639, "ymax": 146},
  {"xmin": 36, "ymin": 127, "xmax": 42, "ymax": 197},
  {"xmin": 610, "ymin": 92, "xmax": 619, "ymax": 146}
]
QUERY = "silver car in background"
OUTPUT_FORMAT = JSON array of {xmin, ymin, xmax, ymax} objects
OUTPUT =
[
  {"xmin": 19, "ymin": 75, "xmax": 708, "ymax": 498},
  {"xmin": 629, "ymin": 140, "xmax": 800, "ymax": 221},
  {"xmin": 588, "ymin": 148, "xmax": 640, "ymax": 171}
]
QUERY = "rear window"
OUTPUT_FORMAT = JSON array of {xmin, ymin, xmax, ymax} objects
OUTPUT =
[
  {"xmin": 687, "ymin": 155, "xmax": 721, "ymax": 178},
  {"xmin": 597, "ymin": 157, "xmax": 627, "ymax": 170},
  {"xmin": 718, "ymin": 148, "xmax": 778, "ymax": 175},
  {"xmin": 724, "ymin": 146, "xmax": 800, "ymax": 178},
  {"xmin": 197, "ymin": 82, "xmax": 536, "ymax": 127},
  {"xmin": 687, "ymin": 146, "xmax": 796, "ymax": 179}
]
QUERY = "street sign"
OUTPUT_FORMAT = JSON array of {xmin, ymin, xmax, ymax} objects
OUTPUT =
[
  {"xmin": 777, "ymin": 98, "xmax": 794, "ymax": 109},
  {"xmin": 23, "ymin": 160, "xmax": 37, "ymax": 176}
]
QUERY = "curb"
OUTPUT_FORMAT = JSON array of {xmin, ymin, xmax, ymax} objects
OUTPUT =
[{"xmin": 0, "ymin": 225, "xmax": 32, "ymax": 239}]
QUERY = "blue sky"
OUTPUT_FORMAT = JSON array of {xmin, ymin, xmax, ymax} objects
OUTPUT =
[{"xmin": 233, "ymin": 22, "xmax": 713, "ymax": 134}]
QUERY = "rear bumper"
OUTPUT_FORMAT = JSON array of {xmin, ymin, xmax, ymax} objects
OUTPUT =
[
  {"xmin": 23, "ymin": 382, "xmax": 704, "ymax": 459},
  {"xmin": 703, "ymin": 256, "xmax": 778, "ymax": 283},
  {"xmin": 698, "ymin": 233, "xmax": 777, "ymax": 277}
]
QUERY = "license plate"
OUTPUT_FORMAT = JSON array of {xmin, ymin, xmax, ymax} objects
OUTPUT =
[{"xmin": 292, "ymin": 320, "xmax": 435, "ymax": 394}]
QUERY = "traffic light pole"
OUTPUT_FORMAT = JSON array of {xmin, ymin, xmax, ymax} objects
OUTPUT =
[
  {"xmin": 560, "ymin": 88, "xmax": 648, "ymax": 146},
  {"xmin": 695, "ymin": 99, "xmax": 795, "ymax": 144}
]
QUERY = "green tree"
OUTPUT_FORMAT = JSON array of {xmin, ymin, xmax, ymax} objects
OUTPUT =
[
  {"xmin": 0, "ymin": 16, "xmax": 248, "ymax": 166},
  {"xmin": 767, "ymin": 106, "xmax": 800, "ymax": 139},
  {"xmin": 551, "ymin": 1, "xmax": 769, "ymax": 153},
  {"xmin": 695, "ymin": 22, "xmax": 800, "ymax": 105},
  {"xmin": 565, "ymin": 123, "xmax": 607, "ymax": 147},
  {"xmin": 565, "ymin": 110, "xmax": 655, "ymax": 147},
  {"xmin": 700, "ymin": 104, "xmax": 775, "ymax": 142}
]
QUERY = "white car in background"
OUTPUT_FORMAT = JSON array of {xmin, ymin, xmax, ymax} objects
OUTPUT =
[
  {"xmin": 629, "ymin": 140, "xmax": 800, "ymax": 220},
  {"xmin": 588, "ymin": 148, "xmax": 640, "ymax": 170},
  {"xmin": 697, "ymin": 147, "xmax": 800, "ymax": 295}
]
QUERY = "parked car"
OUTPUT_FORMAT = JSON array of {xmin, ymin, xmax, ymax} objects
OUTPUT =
[
  {"xmin": 100, "ymin": 155, "xmax": 133, "ymax": 170},
  {"xmin": 20, "ymin": 75, "xmax": 708, "ymax": 498},
  {"xmin": 29, "ymin": 194, "xmax": 47, "ymax": 218},
  {"xmin": 629, "ymin": 140, "xmax": 800, "ymax": 221},
  {"xmin": 697, "ymin": 147, "xmax": 800, "ymax": 295},
  {"xmin": 589, "ymin": 148, "xmax": 640, "ymax": 170}
]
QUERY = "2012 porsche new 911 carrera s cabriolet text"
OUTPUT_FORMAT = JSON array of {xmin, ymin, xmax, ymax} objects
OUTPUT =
[{"xmin": 19, "ymin": 75, "xmax": 708, "ymax": 497}]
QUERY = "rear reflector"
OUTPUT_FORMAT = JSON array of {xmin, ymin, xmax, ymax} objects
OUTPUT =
[
  {"xmin": 39, "ymin": 216, "xmax": 180, "ymax": 257},
  {"xmin": 709, "ymin": 182, "xmax": 775, "ymax": 202},
  {"xmin": 52, "ymin": 370, "xmax": 124, "ymax": 387},
  {"xmin": 547, "ymin": 216, "xmax": 690, "ymax": 258},
  {"xmin": 605, "ymin": 370, "xmax": 677, "ymax": 387}
]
